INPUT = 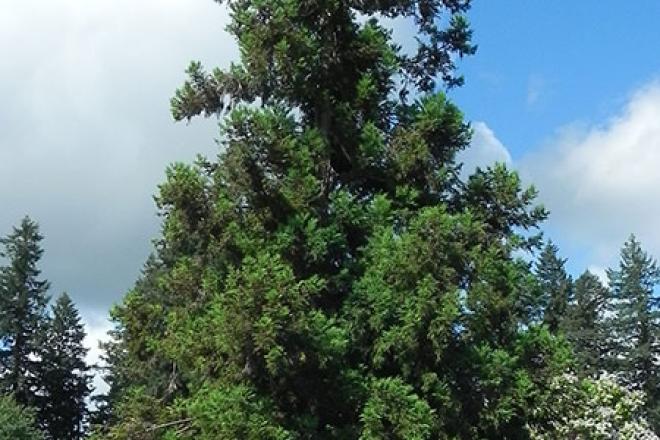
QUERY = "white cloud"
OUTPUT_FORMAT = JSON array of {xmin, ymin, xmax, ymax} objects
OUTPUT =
[
  {"xmin": 587, "ymin": 265, "xmax": 609, "ymax": 286},
  {"xmin": 522, "ymin": 81, "xmax": 660, "ymax": 268},
  {"xmin": 0, "ymin": 0, "xmax": 236, "ymax": 313},
  {"xmin": 82, "ymin": 312, "xmax": 114, "ymax": 396},
  {"xmin": 460, "ymin": 121, "xmax": 512, "ymax": 175},
  {"xmin": 0, "ymin": 0, "xmax": 237, "ymax": 394}
]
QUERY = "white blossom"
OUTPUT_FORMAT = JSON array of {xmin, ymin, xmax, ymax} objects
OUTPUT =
[{"xmin": 528, "ymin": 374, "xmax": 658, "ymax": 439}]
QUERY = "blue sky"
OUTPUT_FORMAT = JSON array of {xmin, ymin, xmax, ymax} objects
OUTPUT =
[
  {"xmin": 447, "ymin": 2, "xmax": 660, "ymax": 280},
  {"xmin": 453, "ymin": 1, "xmax": 660, "ymax": 159},
  {"xmin": 3, "ymin": 1, "xmax": 660, "ymax": 391}
]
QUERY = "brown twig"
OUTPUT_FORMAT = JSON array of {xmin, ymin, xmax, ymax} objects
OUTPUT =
[{"xmin": 145, "ymin": 418, "xmax": 193, "ymax": 433}]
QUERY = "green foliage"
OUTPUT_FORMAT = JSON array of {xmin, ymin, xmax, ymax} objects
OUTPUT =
[
  {"xmin": 607, "ymin": 235, "xmax": 660, "ymax": 431},
  {"xmin": 535, "ymin": 242, "xmax": 572, "ymax": 332},
  {"xmin": 564, "ymin": 271, "xmax": 610, "ymax": 378},
  {"xmin": 359, "ymin": 377, "xmax": 434, "ymax": 440},
  {"xmin": 0, "ymin": 220, "xmax": 91, "ymax": 438},
  {"xmin": 94, "ymin": 1, "xmax": 589, "ymax": 439},
  {"xmin": 171, "ymin": 1, "xmax": 476, "ymax": 122},
  {"xmin": 0, "ymin": 216, "xmax": 50, "ymax": 406},
  {"xmin": 91, "ymin": 386, "xmax": 170, "ymax": 440},
  {"xmin": 185, "ymin": 384, "xmax": 293, "ymax": 439},
  {"xmin": 0, "ymin": 395, "xmax": 43, "ymax": 440},
  {"xmin": 36, "ymin": 293, "xmax": 92, "ymax": 439}
]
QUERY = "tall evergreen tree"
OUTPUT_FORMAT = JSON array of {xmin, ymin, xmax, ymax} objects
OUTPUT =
[
  {"xmin": 96, "ymin": 1, "xmax": 574, "ymax": 438},
  {"xmin": 564, "ymin": 270, "xmax": 609, "ymax": 378},
  {"xmin": 607, "ymin": 235, "xmax": 660, "ymax": 430},
  {"xmin": 0, "ymin": 217, "xmax": 50, "ymax": 406},
  {"xmin": 536, "ymin": 241, "xmax": 572, "ymax": 332},
  {"xmin": 36, "ymin": 293, "xmax": 91, "ymax": 440}
]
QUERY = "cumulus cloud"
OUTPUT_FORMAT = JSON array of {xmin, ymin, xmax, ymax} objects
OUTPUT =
[
  {"xmin": 0, "ymin": 0, "xmax": 238, "ymax": 391},
  {"xmin": 522, "ymin": 81, "xmax": 660, "ymax": 267},
  {"xmin": 460, "ymin": 121, "xmax": 512, "ymax": 175},
  {"xmin": 461, "ymin": 91, "xmax": 660, "ymax": 277},
  {"xmin": 0, "ymin": 0, "xmax": 236, "ymax": 314}
]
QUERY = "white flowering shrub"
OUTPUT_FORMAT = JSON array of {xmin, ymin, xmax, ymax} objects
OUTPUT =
[{"xmin": 528, "ymin": 374, "xmax": 658, "ymax": 439}]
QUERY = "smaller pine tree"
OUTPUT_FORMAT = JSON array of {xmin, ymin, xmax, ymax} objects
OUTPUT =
[
  {"xmin": 564, "ymin": 270, "xmax": 609, "ymax": 378},
  {"xmin": 0, "ymin": 217, "xmax": 50, "ymax": 406},
  {"xmin": 36, "ymin": 293, "xmax": 92, "ymax": 440},
  {"xmin": 607, "ymin": 235, "xmax": 660, "ymax": 430},
  {"xmin": 535, "ymin": 241, "xmax": 572, "ymax": 332}
]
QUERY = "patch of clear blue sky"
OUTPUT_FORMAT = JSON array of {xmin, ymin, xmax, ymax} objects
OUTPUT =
[
  {"xmin": 448, "ymin": 1, "xmax": 660, "ymax": 159},
  {"xmin": 436, "ymin": 2, "xmax": 660, "ymax": 277}
]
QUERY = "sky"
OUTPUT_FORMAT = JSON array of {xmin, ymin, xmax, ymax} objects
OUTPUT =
[
  {"xmin": 2, "ymin": 1, "xmax": 660, "ymax": 392},
  {"xmin": 450, "ymin": 1, "xmax": 660, "ymax": 279}
]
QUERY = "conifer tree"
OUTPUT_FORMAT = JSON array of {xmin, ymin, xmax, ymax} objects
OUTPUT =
[
  {"xmin": 88, "ymin": 325, "xmax": 127, "ymax": 434},
  {"xmin": 89, "ymin": 254, "xmax": 172, "ymax": 435},
  {"xmin": 96, "ymin": 1, "xmax": 574, "ymax": 438},
  {"xmin": 0, "ymin": 217, "xmax": 50, "ymax": 406},
  {"xmin": 0, "ymin": 394, "xmax": 43, "ymax": 440},
  {"xmin": 36, "ymin": 293, "xmax": 91, "ymax": 440},
  {"xmin": 607, "ymin": 235, "xmax": 660, "ymax": 430},
  {"xmin": 536, "ymin": 241, "xmax": 572, "ymax": 332},
  {"xmin": 564, "ymin": 270, "xmax": 609, "ymax": 378}
]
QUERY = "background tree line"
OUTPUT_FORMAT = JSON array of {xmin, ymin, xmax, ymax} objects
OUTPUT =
[
  {"xmin": 0, "ymin": 217, "xmax": 91, "ymax": 440},
  {"xmin": 534, "ymin": 237, "xmax": 660, "ymax": 429}
]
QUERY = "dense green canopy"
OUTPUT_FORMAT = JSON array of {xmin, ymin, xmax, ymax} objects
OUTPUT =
[{"xmin": 92, "ymin": 1, "xmax": 576, "ymax": 439}]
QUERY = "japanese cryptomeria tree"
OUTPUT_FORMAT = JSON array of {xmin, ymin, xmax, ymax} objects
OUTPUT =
[{"xmin": 97, "ymin": 1, "xmax": 574, "ymax": 438}]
